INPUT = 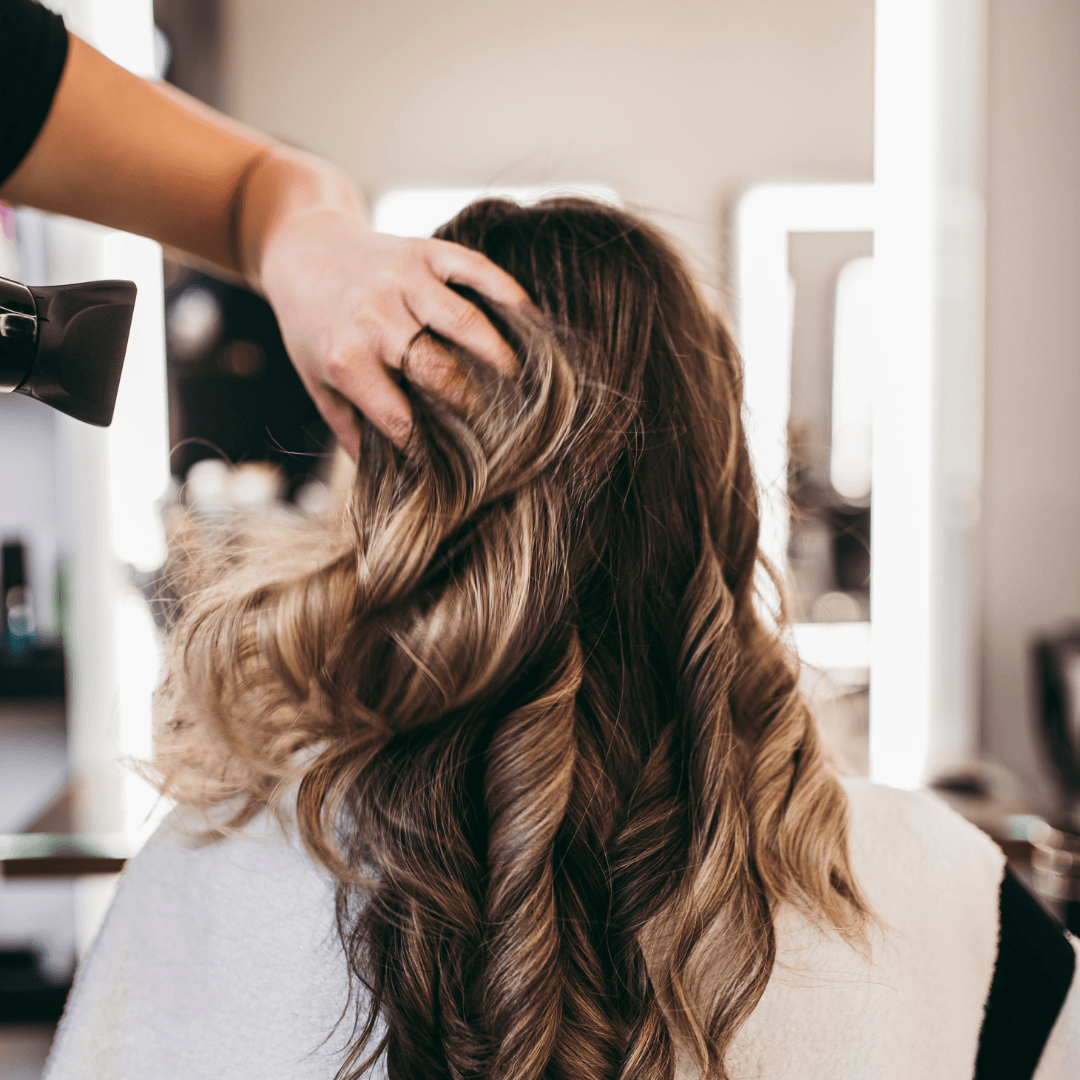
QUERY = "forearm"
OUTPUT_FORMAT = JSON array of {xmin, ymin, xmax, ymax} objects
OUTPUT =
[
  {"xmin": 232, "ymin": 146, "xmax": 366, "ymax": 291},
  {"xmin": 0, "ymin": 26, "xmax": 531, "ymax": 452},
  {"xmin": 0, "ymin": 33, "xmax": 364, "ymax": 287}
]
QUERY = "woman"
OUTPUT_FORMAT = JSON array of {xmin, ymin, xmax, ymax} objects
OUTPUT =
[{"xmin": 45, "ymin": 198, "xmax": 1078, "ymax": 1079}]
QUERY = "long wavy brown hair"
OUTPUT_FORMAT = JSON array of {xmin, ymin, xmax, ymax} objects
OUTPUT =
[{"xmin": 153, "ymin": 197, "xmax": 867, "ymax": 1080}]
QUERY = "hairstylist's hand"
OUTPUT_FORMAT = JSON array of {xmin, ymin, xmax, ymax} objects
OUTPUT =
[
  {"xmin": 258, "ymin": 206, "xmax": 534, "ymax": 457},
  {"xmin": 0, "ymin": 34, "xmax": 534, "ymax": 457}
]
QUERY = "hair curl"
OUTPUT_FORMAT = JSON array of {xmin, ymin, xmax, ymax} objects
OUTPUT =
[{"xmin": 153, "ymin": 198, "xmax": 867, "ymax": 1080}]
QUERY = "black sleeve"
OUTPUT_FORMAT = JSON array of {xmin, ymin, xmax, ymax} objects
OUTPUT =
[
  {"xmin": 974, "ymin": 868, "xmax": 1076, "ymax": 1080},
  {"xmin": 0, "ymin": 0, "xmax": 69, "ymax": 186}
]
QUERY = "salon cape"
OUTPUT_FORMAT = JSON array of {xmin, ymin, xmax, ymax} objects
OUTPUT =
[{"xmin": 43, "ymin": 780, "xmax": 1080, "ymax": 1080}]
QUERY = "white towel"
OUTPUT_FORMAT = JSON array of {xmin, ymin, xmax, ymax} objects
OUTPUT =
[{"xmin": 43, "ymin": 779, "xmax": 1077, "ymax": 1079}]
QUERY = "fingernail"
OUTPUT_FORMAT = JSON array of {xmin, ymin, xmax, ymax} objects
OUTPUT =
[{"xmin": 519, "ymin": 297, "xmax": 542, "ymax": 316}]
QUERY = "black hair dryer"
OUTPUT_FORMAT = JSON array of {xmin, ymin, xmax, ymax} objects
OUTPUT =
[{"xmin": 0, "ymin": 274, "xmax": 136, "ymax": 427}]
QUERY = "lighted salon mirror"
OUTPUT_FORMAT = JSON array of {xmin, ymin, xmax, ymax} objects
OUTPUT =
[{"xmin": 735, "ymin": 180, "xmax": 985, "ymax": 789}]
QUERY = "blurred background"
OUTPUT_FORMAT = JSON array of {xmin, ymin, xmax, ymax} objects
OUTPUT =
[{"xmin": 2, "ymin": 0, "xmax": 1079, "ymax": 1073}]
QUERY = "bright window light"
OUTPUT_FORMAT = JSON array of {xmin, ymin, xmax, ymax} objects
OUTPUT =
[
  {"xmin": 117, "ymin": 588, "xmax": 171, "ymax": 844},
  {"xmin": 831, "ymin": 257, "xmax": 876, "ymax": 502},
  {"xmin": 95, "ymin": 10, "xmax": 170, "ymax": 866},
  {"xmin": 87, "ymin": 0, "xmax": 157, "ymax": 77},
  {"xmin": 792, "ymin": 621, "xmax": 872, "ymax": 675},
  {"xmin": 373, "ymin": 184, "xmax": 621, "ymax": 239},
  {"xmin": 103, "ymin": 230, "xmax": 170, "ymax": 572}
]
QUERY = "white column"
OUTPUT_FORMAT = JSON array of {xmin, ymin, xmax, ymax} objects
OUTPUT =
[
  {"xmin": 43, "ymin": 0, "xmax": 169, "ymax": 950},
  {"xmin": 870, "ymin": 0, "xmax": 987, "ymax": 787}
]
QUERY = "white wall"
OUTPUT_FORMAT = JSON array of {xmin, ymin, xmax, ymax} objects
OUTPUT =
[
  {"xmin": 982, "ymin": 0, "xmax": 1080, "ymax": 801},
  {"xmin": 221, "ymin": 0, "xmax": 874, "ymax": 286}
]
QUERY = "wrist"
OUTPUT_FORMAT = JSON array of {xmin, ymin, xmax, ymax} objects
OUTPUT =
[{"xmin": 235, "ymin": 147, "xmax": 367, "ymax": 291}]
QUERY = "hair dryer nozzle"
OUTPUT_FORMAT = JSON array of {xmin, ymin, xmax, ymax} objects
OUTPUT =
[
  {"xmin": 0, "ymin": 277, "xmax": 137, "ymax": 427},
  {"xmin": 24, "ymin": 280, "xmax": 137, "ymax": 427}
]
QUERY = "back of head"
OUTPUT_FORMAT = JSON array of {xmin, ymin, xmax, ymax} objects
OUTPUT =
[{"xmin": 154, "ymin": 198, "xmax": 865, "ymax": 1080}]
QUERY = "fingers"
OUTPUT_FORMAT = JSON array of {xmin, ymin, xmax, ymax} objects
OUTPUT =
[
  {"xmin": 317, "ymin": 308, "xmax": 479, "ymax": 457},
  {"xmin": 405, "ymin": 280, "xmax": 519, "ymax": 376},
  {"xmin": 424, "ymin": 238, "xmax": 539, "ymax": 315},
  {"xmin": 310, "ymin": 368, "xmax": 412, "ymax": 456},
  {"xmin": 283, "ymin": 231, "xmax": 540, "ymax": 454},
  {"xmin": 399, "ymin": 331, "xmax": 478, "ymax": 410},
  {"xmin": 307, "ymin": 382, "xmax": 362, "ymax": 460}
]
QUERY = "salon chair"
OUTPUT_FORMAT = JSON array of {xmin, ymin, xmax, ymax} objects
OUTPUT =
[{"xmin": 1032, "ymin": 627, "xmax": 1080, "ymax": 932}]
